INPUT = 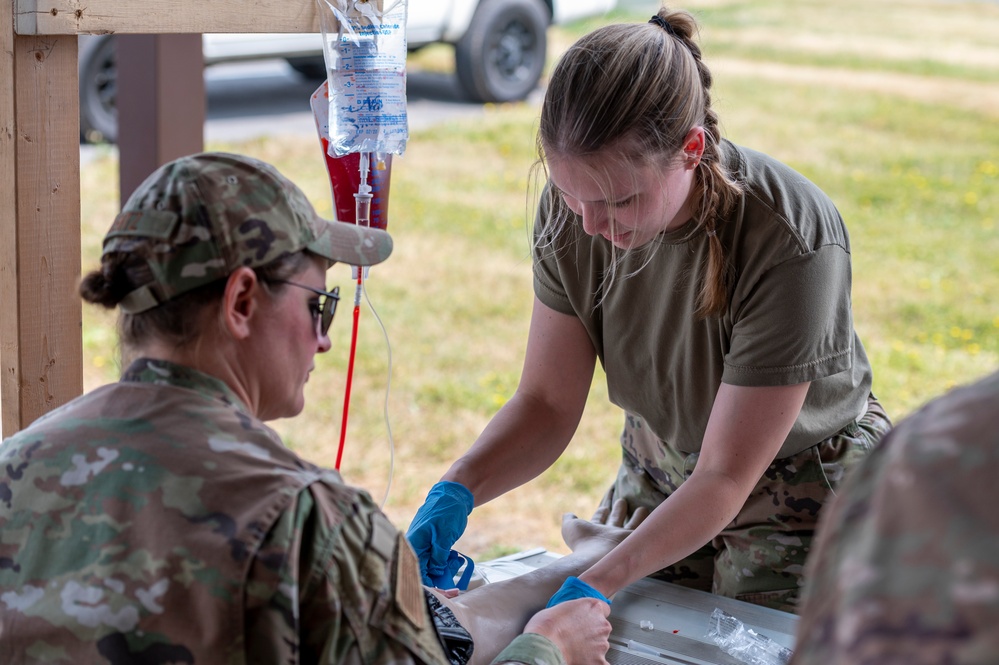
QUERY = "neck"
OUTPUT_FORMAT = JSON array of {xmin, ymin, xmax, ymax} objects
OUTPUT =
[
  {"xmin": 665, "ymin": 169, "xmax": 700, "ymax": 232},
  {"xmin": 135, "ymin": 337, "xmax": 259, "ymax": 417}
]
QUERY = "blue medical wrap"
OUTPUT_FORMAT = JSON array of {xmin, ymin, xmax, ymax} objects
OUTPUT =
[{"xmin": 545, "ymin": 576, "xmax": 612, "ymax": 608}]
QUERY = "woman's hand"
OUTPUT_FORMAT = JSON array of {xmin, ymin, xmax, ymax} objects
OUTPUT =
[
  {"xmin": 406, "ymin": 480, "xmax": 474, "ymax": 587},
  {"xmin": 522, "ymin": 598, "xmax": 612, "ymax": 665}
]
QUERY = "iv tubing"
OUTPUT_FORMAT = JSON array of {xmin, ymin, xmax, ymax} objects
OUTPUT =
[
  {"xmin": 332, "ymin": 151, "xmax": 396, "ymax": 506},
  {"xmin": 335, "ymin": 151, "xmax": 372, "ymax": 470},
  {"xmin": 335, "ymin": 273, "xmax": 363, "ymax": 471},
  {"xmin": 363, "ymin": 279, "xmax": 395, "ymax": 507}
]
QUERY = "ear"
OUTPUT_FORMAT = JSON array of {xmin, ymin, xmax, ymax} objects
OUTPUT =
[
  {"xmin": 682, "ymin": 126, "xmax": 706, "ymax": 169},
  {"xmin": 221, "ymin": 267, "xmax": 260, "ymax": 341}
]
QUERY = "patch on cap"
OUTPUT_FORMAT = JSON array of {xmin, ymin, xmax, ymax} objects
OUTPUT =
[{"xmin": 107, "ymin": 209, "xmax": 180, "ymax": 239}]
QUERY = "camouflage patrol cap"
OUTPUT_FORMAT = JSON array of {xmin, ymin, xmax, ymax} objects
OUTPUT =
[{"xmin": 104, "ymin": 152, "xmax": 393, "ymax": 313}]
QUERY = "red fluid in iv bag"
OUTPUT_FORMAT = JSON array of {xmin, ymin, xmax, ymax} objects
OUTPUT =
[{"xmin": 318, "ymin": 142, "xmax": 393, "ymax": 230}]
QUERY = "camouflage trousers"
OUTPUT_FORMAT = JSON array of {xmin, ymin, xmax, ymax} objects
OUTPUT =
[{"xmin": 600, "ymin": 394, "xmax": 892, "ymax": 614}]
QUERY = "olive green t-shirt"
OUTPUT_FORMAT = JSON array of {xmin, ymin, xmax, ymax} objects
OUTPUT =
[{"xmin": 533, "ymin": 141, "xmax": 872, "ymax": 458}]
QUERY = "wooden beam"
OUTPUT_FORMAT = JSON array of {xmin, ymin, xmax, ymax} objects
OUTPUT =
[
  {"xmin": 0, "ymin": 26, "xmax": 83, "ymax": 436},
  {"xmin": 15, "ymin": 0, "xmax": 323, "ymax": 35}
]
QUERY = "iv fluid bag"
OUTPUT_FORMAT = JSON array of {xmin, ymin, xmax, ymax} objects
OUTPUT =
[
  {"xmin": 317, "ymin": 0, "xmax": 409, "ymax": 157},
  {"xmin": 311, "ymin": 81, "xmax": 393, "ymax": 229}
]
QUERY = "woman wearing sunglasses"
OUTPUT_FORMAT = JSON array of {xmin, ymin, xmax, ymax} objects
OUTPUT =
[{"xmin": 0, "ymin": 152, "xmax": 622, "ymax": 665}]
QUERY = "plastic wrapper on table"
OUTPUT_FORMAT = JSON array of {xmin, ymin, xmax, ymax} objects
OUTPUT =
[{"xmin": 706, "ymin": 608, "xmax": 793, "ymax": 665}]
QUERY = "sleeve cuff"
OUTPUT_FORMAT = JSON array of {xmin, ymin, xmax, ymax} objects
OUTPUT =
[{"xmin": 490, "ymin": 633, "xmax": 566, "ymax": 665}]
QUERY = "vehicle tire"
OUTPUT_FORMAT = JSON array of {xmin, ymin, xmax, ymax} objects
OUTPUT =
[
  {"xmin": 79, "ymin": 35, "xmax": 119, "ymax": 143},
  {"xmin": 455, "ymin": 0, "xmax": 550, "ymax": 104},
  {"xmin": 286, "ymin": 57, "xmax": 327, "ymax": 80}
]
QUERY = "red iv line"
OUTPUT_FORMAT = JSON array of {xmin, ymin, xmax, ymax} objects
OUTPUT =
[{"xmin": 337, "ymin": 152, "xmax": 373, "ymax": 471}]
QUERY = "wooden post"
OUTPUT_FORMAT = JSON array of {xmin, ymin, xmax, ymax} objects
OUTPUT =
[
  {"xmin": 117, "ymin": 34, "xmax": 205, "ymax": 201},
  {"xmin": 0, "ymin": 13, "xmax": 83, "ymax": 437},
  {"xmin": 0, "ymin": 0, "xmax": 16, "ymax": 437}
]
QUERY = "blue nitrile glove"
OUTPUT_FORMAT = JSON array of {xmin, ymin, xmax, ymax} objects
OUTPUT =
[
  {"xmin": 545, "ymin": 576, "xmax": 612, "ymax": 608},
  {"xmin": 406, "ymin": 480, "xmax": 474, "ymax": 587}
]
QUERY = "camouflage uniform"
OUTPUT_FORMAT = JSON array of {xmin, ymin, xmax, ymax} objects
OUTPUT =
[
  {"xmin": 0, "ymin": 359, "xmax": 559, "ymax": 665},
  {"xmin": 600, "ymin": 396, "xmax": 892, "ymax": 613},
  {"xmin": 0, "ymin": 358, "xmax": 444, "ymax": 664},
  {"xmin": 790, "ymin": 370, "xmax": 999, "ymax": 665}
]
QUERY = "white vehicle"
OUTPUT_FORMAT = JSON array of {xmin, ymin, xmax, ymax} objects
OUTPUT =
[{"xmin": 78, "ymin": 0, "xmax": 616, "ymax": 143}]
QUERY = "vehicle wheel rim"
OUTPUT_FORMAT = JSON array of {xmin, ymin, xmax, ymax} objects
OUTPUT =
[
  {"xmin": 94, "ymin": 61, "xmax": 117, "ymax": 120},
  {"xmin": 490, "ymin": 21, "xmax": 535, "ymax": 82}
]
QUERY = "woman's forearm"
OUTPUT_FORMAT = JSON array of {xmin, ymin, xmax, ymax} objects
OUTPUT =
[
  {"xmin": 578, "ymin": 382, "xmax": 810, "ymax": 597},
  {"xmin": 579, "ymin": 470, "xmax": 749, "ymax": 598},
  {"xmin": 443, "ymin": 391, "xmax": 582, "ymax": 505},
  {"xmin": 444, "ymin": 298, "xmax": 596, "ymax": 505}
]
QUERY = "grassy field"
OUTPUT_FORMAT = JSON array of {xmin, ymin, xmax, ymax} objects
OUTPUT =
[{"xmin": 77, "ymin": 0, "xmax": 999, "ymax": 559}]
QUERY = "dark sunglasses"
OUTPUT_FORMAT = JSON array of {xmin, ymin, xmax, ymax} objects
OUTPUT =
[{"xmin": 273, "ymin": 280, "xmax": 340, "ymax": 337}]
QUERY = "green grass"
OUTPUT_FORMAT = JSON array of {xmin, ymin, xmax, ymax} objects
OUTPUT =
[{"xmin": 77, "ymin": 0, "xmax": 999, "ymax": 555}]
